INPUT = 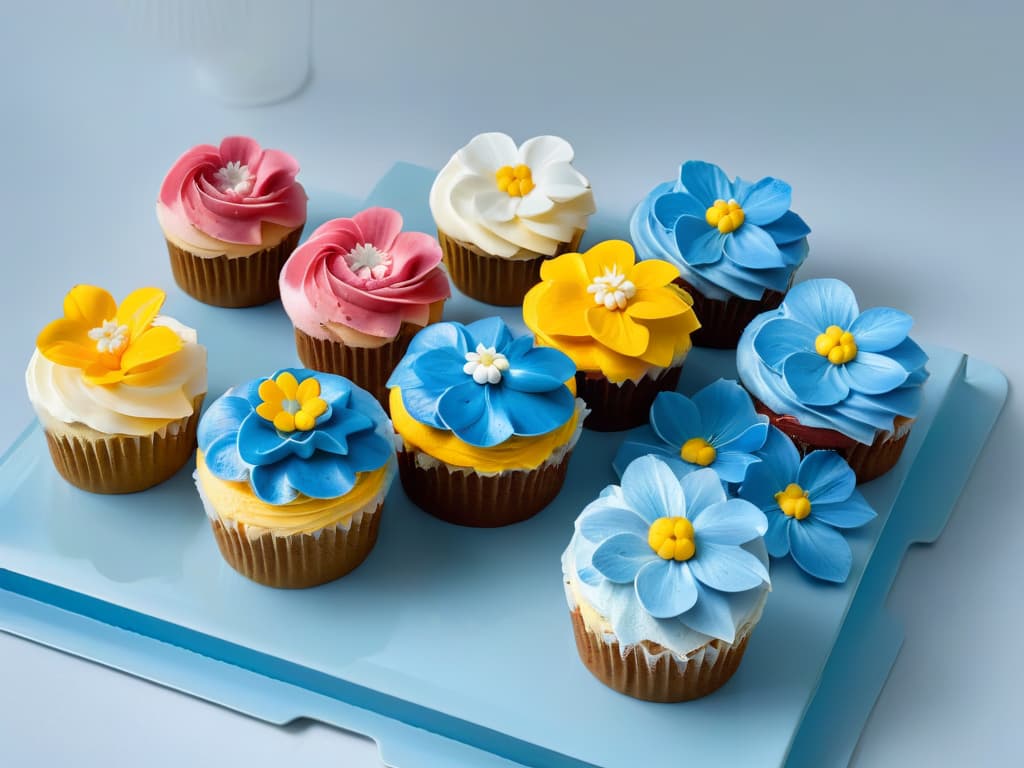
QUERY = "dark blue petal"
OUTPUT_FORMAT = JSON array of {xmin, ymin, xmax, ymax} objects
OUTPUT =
[
  {"xmin": 719, "ymin": 420, "xmax": 770, "ymax": 456},
  {"xmin": 737, "ymin": 177, "xmax": 792, "ymax": 226},
  {"xmin": 798, "ymin": 450, "xmax": 856, "ymax": 504},
  {"xmin": 503, "ymin": 346, "xmax": 576, "ymax": 392},
  {"xmin": 340, "ymin": 429, "xmax": 393, "ymax": 474},
  {"xmin": 692, "ymin": 379, "xmax": 765, "ymax": 447},
  {"xmin": 653, "ymin": 192, "xmax": 706, "ymax": 228},
  {"xmin": 404, "ymin": 321, "xmax": 473, "ymax": 359},
  {"xmin": 753, "ymin": 317, "xmax": 818, "ymax": 372},
  {"xmin": 848, "ymin": 308, "xmax": 913, "ymax": 352},
  {"xmin": 412, "ymin": 347, "xmax": 471, "ymax": 390},
  {"xmin": 783, "ymin": 279, "xmax": 859, "ymax": 329},
  {"xmin": 236, "ymin": 378, "xmax": 264, "ymax": 407},
  {"xmin": 591, "ymin": 532, "xmax": 656, "ymax": 583},
  {"xmin": 784, "ymin": 352, "xmax": 850, "ymax": 406},
  {"xmin": 765, "ymin": 512, "xmax": 791, "ymax": 557},
  {"xmin": 309, "ymin": 370, "xmax": 352, "ymax": 408},
  {"xmin": 396, "ymin": 385, "xmax": 447, "ymax": 429},
  {"xmin": 203, "ymin": 432, "xmax": 249, "ymax": 482},
  {"xmin": 724, "ymin": 224, "xmax": 784, "ymax": 269},
  {"xmin": 635, "ymin": 560, "xmax": 699, "ymax": 618},
  {"xmin": 466, "ymin": 316, "xmax": 513, "ymax": 352},
  {"xmin": 812, "ymin": 491, "xmax": 876, "ymax": 529},
  {"xmin": 840, "ymin": 351, "xmax": 910, "ymax": 395},
  {"xmin": 197, "ymin": 394, "xmax": 251, "ymax": 451},
  {"xmin": 759, "ymin": 210, "xmax": 811, "ymax": 244},
  {"xmin": 679, "ymin": 227, "xmax": 725, "ymax": 266},
  {"xmin": 489, "ymin": 384, "xmax": 575, "ymax": 437},
  {"xmin": 711, "ymin": 451, "xmax": 760, "ymax": 484},
  {"xmin": 688, "ymin": 542, "xmax": 770, "ymax": 592},
  {"xmin": 788, "ymin": 518, "xmax": 852, "ymax": 582},
  {"xmin": 249, "ymin": 463, "xmax": 298, "ymax": 505},
  {"xmin": 237, "ymin": 413, "xmax": 292, "ymax": 466},
  {"xmin": 282, "ymin": 453, "xmax": 357, "ymax": 499},
  {"xmin": 504, "ymin": 334, "xmax": 535, "ymax": 360},
  {"xmin": 650, "ymin": 391, "xmax": 702, "ymax": 448},
  {"xmin": 436, "ymin": 378, "xmax": 487, "ymax": 434},
  {"xmin": 679, "ymin": 161, "xmax": 732, "ymax": 205}
]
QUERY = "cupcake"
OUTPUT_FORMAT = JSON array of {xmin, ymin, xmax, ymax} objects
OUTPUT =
[
  {"xmin": 386, "ymin": 317, "xmax": 584, "ymax": 527},
  {"xmin": 522, "ymin": 239, "xmax": 700, "ymax": 431},
  {"xmin": 279, "ymin": 207, "xmax": 450, "ymax": 408},
  {"xmin": 631, "ymin": 160, "xmax": 810, "ymax": 348},
  {"xmin": 564, "ymin": 456, "xmax": 770, "ymax": 702},
  {"xmin": 26, "ymin": 285, "xmax": 207, "ymax": 493},
  {"xmin": 429, "ymin": 132, "xmax": 595, "ymax": 306},
  {"xmin": 195, "ymin": 368, "xmax": 395, "ymax": 588},
  {"xmin": 737, "ymin": 278, "xmax": 929, "ymax": 483},
  {"xmin": 157, "ymin": 135, "xmax": 307, "ymax": 307}
]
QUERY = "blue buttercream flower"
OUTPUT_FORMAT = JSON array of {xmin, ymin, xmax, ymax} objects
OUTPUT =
[
  {"xmin": 738, "ymin": 428, "xmax": 876, "ymax": 582},
  {"xmin": 386, "ymin": 317, "xmax": 577, "ymax": 448},
  {"xmin": 577, "ymin": 456, "xmax": 769, "ymax": 642},
  {"xmin": 198, "ymin": 368, "xmax": 393, "ymax": 505},
  {"xmin": 751, "ymin": 278, "xmax": 925, "ymax": 408},
  {"xmin": 613, "ymin": 379, "xmax": 768, "ymax": 484},
  {"xmin": 649, "ymin": 161, "xmax": 811, "ymax": 298}
]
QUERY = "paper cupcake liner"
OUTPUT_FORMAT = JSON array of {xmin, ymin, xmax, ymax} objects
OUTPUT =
[
  {"xmin": 753, "ymin": 399, "xmax": 913, "ymax": 483},
  {"xmin": 43, "ymin": 399, "xmax": 203, "ymax": 494},
  {"xmin": 166, "ymin": 225, "xmax": 304, "ymax": 307},
  {"xmin": 437, "ymin": 228, "xmax": 583, "ymax": 306},
  {"xmin": 396, "ymin": 448, "xmax": 571, "ymax": 527},
  {"xmin": 575, "ymin": 366, "xmax": 682, "ymax": 432},
  {"xmin": 675, "ymin": 277, "xmax": 788, "ymax": 349},
  {"xmin": 569, "ymin": 608, "xmax": 752, "ymax": 702},
  {"xmin": 209, "ymin": 503, "xmax": 382, "ymax": 589}
]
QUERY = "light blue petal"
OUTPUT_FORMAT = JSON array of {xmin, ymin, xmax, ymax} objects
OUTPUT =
[
  {"xmin": 841, "ymin": 351, "xmax": 910, "ymax": 395},
  {"xmin": 848, "ymin": 307, "xmax": 913, "ymax": 352},
  {"xmin": 812, "ymin": 491, "xmax": 876, "ymax": 529},
  {"xmin": 650, "ymin": 391, "xmax": 702, "ymax": 448},
  {"xmin": 756, "ymin": 427, "xmax": 801, "ymax": 481},
  {"xmin": 692, "ymin": 498, "xmax": 768, "ymax": 544},
  {"xmin": 197, "ymin": 395, "xmax": 251, "ymax": 451},
  {"xmin": 612, "ymin": 439, "xmax": 679, "ymax": 479},
  {"xmin": 765, "ymin": 512, "xmax": 791, "ymax": 557},
  {"xmin": 202, "ymin": 432, "xmax": 248, "ymax": 482},
  {"xmin": 798, "ymin": 450, "xmax": 856, "ymax": 504},
  {"xmin": 788, "ymin": 518, "xmax": 852, "ymax": 583},
  {"xmin": 670, "ymin": 214, "xmax": 713, "ymax": 253},
  {"xmin": 620, "ymin": 455, "xmax": 685, "ymax": 522},
  {"xmin": 249, "ymin": 464, "xmax": 298, "ymax": 505},
  {"xmin": 591, "ymin": 532, "xmax": 656, "ymax": 584},
  {"xmin": 503, "ymin": 346, "xmax": 576, "ymax": 392},
  {"xmin": 718, "ymin": 420, "xmax": 770, "ymax": 455},
  {"xmin": 236, "ymin": 413, "xmax": 292, "ymax": 466},
  {"xmin": 783, "ymin": 352, "xmax": 850, "ymax": 406},
  {"xmin": 466, "ymin": 316, "xmax": 513, "ymax": 352},
  {"xmin": 679, "ymin": 160, "xmax": 732, "ymax": 205},
  {"xmin": 783, "ymin": 279, "xmax": 859, "ymax": 330},
  {"xmin": 444, "ymin": 383, "xmax": 515, "ymax": 447},
  {"xmin": 753, "ymin": 317, "xmax": 818, "ymax": 372},
  {"xmin": 887, "ymin": 337, "xmax": 929, "ymax": 374},
  {"xmin": 759, "ymin": 210, "xmax": 811, "ymax": 244},
  {"xmin": 635, "ymin": 560, "xmax": 699, "ymax": 619},
  {"xmin": 282, "ymin": 453, "xmax": 356, "ymax": 499},
  {"xmin": 679, "ymin": 228, "xmax": 726, "ymax": 266},
  {"xmin": 710, "ymin": 451, "xmax": 760, "ymax": 484},
  {"xmin": 723, "ymin": 224, "xmax": 784, "ymax": 269},
  {"xmin": 737, "ymin": 177, "xmax": 792, "ymax": 226},
  {"xmin": 653, "ymin": 192, "xmax": 706, "ymax": 228},
  {"xmin": 689, "ymin": 542, "xmax": 770, "ymax": 592},
  {"xmin": 691, "ymin": 379, "xmax": 765, "ymax": 446},
  {"xmin": 579, "ymin": 504, "xmax": 650, "ymax": 542},
  {"xmin": 490, "ymin": 385, "xmax": 575, "ymax": 438},
  {"xmin": 574, "ymin": 543, "xmax": 602, "ymax": 586},
  {"xmin": 676, "ymin": 581, "xmax": 737, "ymax": 642},
  {"xmin": 679, "ymin": 468, "xmax": 728, "ymax": 518}
]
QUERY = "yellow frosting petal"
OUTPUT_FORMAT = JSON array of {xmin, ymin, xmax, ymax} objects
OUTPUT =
[
  {"xmin": 302, "ymin": 396, "xmax": 328, "ymax": 419},
  {"xmin": 624, "ymin": 288, "xmax": 692, "ymax": 320},
  {"xmin": 585, "ymin": 305, "xmax": 650, "ymax": 357},
  {"xmin": 628, "ymin": 259, "xmax": 679, "ymax": 289},
  {"xmin": 539, "ymin": 251, "xmax": 589, "ymax": 285},
  {"xmin": 256, "ymin": 401, "xmax": 282, "ymax": 422},
  {"xmin": 276, "ymin": 371, "xmax": 299, "ymax": 399},
  {"xmin": 257, "ymin": 378, "xmax": 285, "ymax": 406},
  {"xmin": 580, "ymin": 240, "xmax": 635, "ymax": 279},
  {"xmin": 36, "ymin": 318, "xmax": 98, "ymax": 368},
  {"xmin": 296, "ymin": 376, "xmax": 321, "ymax": 404},
  {"xmin": 116, "ymin": 287, "xmax": 166, "ymax": 342},
  {"xmin": 120, "ymin": 325, "xmax": 184, "ymax": 371},
  {"xmin": 63, "ymin": 285, "xmax": 117, "ymax": 327},
  {"xmin": 531, "ymin": 282, "xmax": 594, "ymax": 337}
]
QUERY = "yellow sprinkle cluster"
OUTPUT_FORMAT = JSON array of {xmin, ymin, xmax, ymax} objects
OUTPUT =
[
  {"xmin": 648, "ymin": 516, "xmax": 697, "ymax": 561},
  {"xmin": 705, "ymin": 198, "xmax": 745, "ymax": 234},
  {"xmin": 775, "ymin": 483, "xmax": 811, "ymax": 520},
  {"xmin": 255, "ymin": 372, "xmax": 328, "ymax": 433},
  {"xmin": 680, "ymin": 437, "xmax": 717, "ymax": 466},
  {"xmin": 814, "ymin": 325, "xmax": 858, "ymax": 364},
  {"xmin": 495, "ymin": 164, "xmax": 534, "ymax": 197}
]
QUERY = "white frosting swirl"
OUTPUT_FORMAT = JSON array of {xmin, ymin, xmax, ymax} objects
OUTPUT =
[
  {"xmin": 25, "ymin": 317, "xmax": 207, "ymax": 436},
  {"xmin": 429, "ymin": 133, "xmax": 596, "ymax": 259}
]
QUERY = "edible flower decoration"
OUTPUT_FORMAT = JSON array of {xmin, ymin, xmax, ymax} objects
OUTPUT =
[
  {"xmin": 36, "ymin": 285, "xmax": 183, "ymax": 386},
  {"xmin": 386, "ymin": 317, "xmax": 577, "ymax": 448},
  {"xmin": 751, "ymin": 278, "xmax": 927, "ymax": 408},
  {"xmin": 738, "ymin": 428, "xmax": 876, "ymax": 582},
  {"xmin": 647, "ymin": 161, "xmax": 810, "ymax": 299},
  {"xmin": 279, "ymin": 207, "xmax": 450, "ymax": 339},
  {"xmin": 198, "ymin": 368, "xmax": 393, "ymax": 505},
  {"xmin": 523, "ymin": 240, "xmax": 700, "ymax": 382},
  {"xmin": 576, "ymin": 456, "xmax": 769, "ymax": 642},
  {"xmin": 614, "ymin": 380, "xmax": 768, "ymax": 484}
]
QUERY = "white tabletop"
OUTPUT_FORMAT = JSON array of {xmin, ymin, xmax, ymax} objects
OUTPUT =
[{"xmin": 1, "ymin": 1, "xmax": 1021, "ymax": 765}]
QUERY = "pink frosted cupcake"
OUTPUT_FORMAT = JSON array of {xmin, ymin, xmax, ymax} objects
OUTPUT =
[
  {"xmin": 157, "ymin": 136, "xmax": 307, "ymax": 307},
  {"xmin": 279, "ymin": 207, "xmax": 451, "ymax": 407}
]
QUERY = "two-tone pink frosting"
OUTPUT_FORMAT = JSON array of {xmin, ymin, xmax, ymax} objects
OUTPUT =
[
  {"xmin": 157, "ymin": 136, "xmax": 307, "ymax": 248},
  {"xmin": 280, "ymin": 207, "xmax": 451, "ymax": 340}
]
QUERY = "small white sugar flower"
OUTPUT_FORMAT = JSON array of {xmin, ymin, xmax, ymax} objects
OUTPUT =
[
  {"xmin": 587, "ymin": 265, "xmax": 636, "ymax": 310},
  {"xmin": 215, "ymin": 161, "xmax": 254, "ymax": 196},
  {"xmin": 88, "ymin": 319, "xmax": 130, "ymax": 354},
  {"xmin": 463, "ymin": 343, "xmax": 510, "ymax": 385},
  {"xmin": 344, "ymin": 243, "xmax": 393, "ymax": 280}
]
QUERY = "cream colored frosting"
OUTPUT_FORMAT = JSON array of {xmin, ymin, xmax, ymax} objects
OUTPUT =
[
  {"xmin": 157, "ymin": 202, "xmax": 296, "ymax": 259},
  {"xmin": 26, "ymin": 317, "xmax": 207, "ymax": 436}
]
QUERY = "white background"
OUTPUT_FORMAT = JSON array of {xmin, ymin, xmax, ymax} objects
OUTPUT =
[{"xmin": 1, "ymin": 1, "xmax": 1021, "ymax": 765}]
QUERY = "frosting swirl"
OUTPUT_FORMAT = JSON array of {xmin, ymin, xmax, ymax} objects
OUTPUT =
[
  {"xmin": 630, "ymin": 161, "xmax": 810, "ymax": 301},
  {"xmin": 737, "ymin": 278, "xmax": 929, "ymax": 445},
  {"xmin": 279, "ymin": 207, "xmax": 450, "ymax": 340},
  {"xmin": 429, "ymin": 132, "xmax": 595, "ymax": 259},
  {"xmin": 157, "ymin": 136, "xmax": 306, "ymax": 257}
]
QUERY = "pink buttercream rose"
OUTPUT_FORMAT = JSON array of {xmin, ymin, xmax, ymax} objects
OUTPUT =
[
  {"xmin": 280, "ymin": 207, "xmax": 451, "ymax": 339},
  {"xmin": 159, "ymin": 136, "xmax": 307, "ymax": 245}
]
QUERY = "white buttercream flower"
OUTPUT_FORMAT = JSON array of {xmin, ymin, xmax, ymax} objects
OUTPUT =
[
  {"xmin": 87, "ymin": 319, "xmax": 130, "ymax": 354},
  {"xmin": 587, "ymin": 265, "xmax": 637, "ymax": 310},
  {"xmin": 215, "ymin": 161, "xmax": 254, "ymax": 196},
  {"xmin": 344, "ymin": 243, "xmax": 392, "ymax": 280},
  {"xmin": 463, "ymin": 343, "xmax": 510, "ymax": 385}
]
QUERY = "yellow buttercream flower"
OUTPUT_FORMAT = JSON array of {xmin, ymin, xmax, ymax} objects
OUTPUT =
[
  {"xmin": 523, "ymin": 241, "xmax": 701, "ymax": 382},
  {"xmin": 36, "ymin": 285, "xmax": 183, "ymax": 387},
  {"xmin": 255, "ymin": 372, "xmax": 328, "ymax": 432}
]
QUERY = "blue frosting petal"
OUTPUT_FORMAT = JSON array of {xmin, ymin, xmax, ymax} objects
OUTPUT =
[
  {"xmin": 650, "ymin": 391, "xmax": 702, "ymax": 447},
  {"xmin": 784, "ymin": 352, "xmax": 850, "ymax": 405},
  {"xmin": 591, "ymin": 532, "xmax": 656, "ymax": 584},
  {"xmin": 466, "ymin": 316, "xmax": 513, "ymax": 350},
  {"xmin": 403, "ymin": 321, "xmax": 472, "ymax": 360},
  {"xmin": 753, "ymin": 317, "xmax": 818, "ymax": 372},
  {"xmin": 690, "ymin": 379, "xmax": 767, "ymax": 448},
  {"xmin": 676, "ymin": 581, "xmax": 737, "ymax": 643},
  {"xmin": 760, "ymin": 210, "xmax": 811, "ymax": 245},
  {"xmin": 653, "ymin": 192, "xmax": 706, "ymax": 229},
  {"xmin": 680, "ymin": 161, "xmax": 732, "ymax": 205},
  {"xmin": 250, "ymin": 463, "xmax": 299, "ymax": 505},
  {"xmin": 848, "ymin": 307, "xmax": 913, "ymax": 352},
  {"xmin": 669, "ymin": 213, "xmax": 711, "ymax": 254},
  {"xmin": 579, "ymin": 504, "xmax": 651, "ymax": 543},
  {"xmin": 574, "ymin": 543, "xmax": 602, "ymax": 587},
  {"xmin": 489, "ymin": 384, "xmax": 575, "ymax": 437},
  {"xmin": 197, "ymin": 395, "xmax": 250, "ymax": 451},
  {"xmin": 621, "ymin": 456, "xmax": 686, "ymax": 522},
  {"xmin": 344, "ymin": 430, "xmax": 395, "ymax": 474},
  {"xmin": 203, "ymin": 432, "xmax": 248, "ymax": 482},
  {"xmin": 282, "ymin": 452, "xmax": 357, "ymax": 499},
  {"xmin": 503, "ymin": 346, "xmax": 575, "ymax": 393},
  {"xmin": 887, "ymin": 337, "xmax": 929, "ymax": 374},
  {"xmin": 237, "ymin": 413, "xmax": 292, "ymax": 466},
  {"xmin": 679, "ymin": 468, "xmax": 728, "ymax": 518},
  {"xmin": 719, "ymin": 420, "xmax": 770, "ymax": 456},
  {"xmin": 788, "ymin": 518, "xmax": 852, "ymax": 583},
  {"xmin": 436, "ymin": 379, "xmax": 492, "ymax": 444},
  {"xmin": 737, "ymin": 177, "xmax": 792, "ymax": 226},
  {"xmin": 635, "ymin": 559, "xmax": 699, "ymax": 619},
  {"xmin": 692, "ymin": 498, "xmax": 768, "ymax": 545},
  {"xmin": 840, "ymin": 351, "xmax": 910, "ymax": 395},
  {"xmin": 688, "ymin": 542, "xmax": 770, "ymax": 592},
  {"xmin": 411, "ymin": 347, "xmax": 469, "ymax": 391},
  {"xmin": 783, "ymin": 279, "xmax": 860, "ymax": 329},
  {"xmin": 798, "ymin": 450, "xmax": 856, "ymax": 504},
  {"xmin": 680, "ymin": 227, "xmax": 725, "ymax": 266},
  {"xmin": 725, "ymin": 224, "xmax": 785, "ymax": 269},
  {"xmin": 812, "ymin": 490, "xmax": 876, "ymax": 529},
  {"xmin": 764, "ymin": 512, "xmax": 791, "ymax": 557},
  {"xmin": 710, "ymin": 451, "xmax": 760, "ymax": 484}
]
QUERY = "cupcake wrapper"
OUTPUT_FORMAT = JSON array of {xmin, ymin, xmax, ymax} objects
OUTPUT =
[
  {"xmin": 675, "ymin": 277, "xmax": 788, "ymax": 349},
  {"xmin": 576, "ymin": 366, "xmax": 682, "ymax": 432},
  {"xmin": 569, "ymin": 608, "xmax": 751, "ymax": 702},
  {"xmin": 753, "ymin": 399, "xmax": 912, "ymax": 483},
  {"xmin": 438, "ymin": 228, "xmax": 583, "ymax": 306},
  {"xmin": 44, "ymin": 400, "xmax": 203, "ymax": 494},
  {"xmin": 166, "ymin": 226, "xmax": 304, "ymax": 308},
  {"xmin": 397, "ymin": 449, "xmax": 571, "ymax": 527},
  {"xmin": 210, "ymin": 503, "xmax": 382, "ymax": 589}
]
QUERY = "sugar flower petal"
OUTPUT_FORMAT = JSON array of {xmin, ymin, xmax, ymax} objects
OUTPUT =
[
  {"xmin": 116, "ymin": 287, "xmax": 166, "ymax": 341},
  {"xmin": 579, "ymin": 502, "xmax": 651, "ymax": 543},
  {"xmin": 650, "ymin": 391, "xmax": 702, "ymax": 447},
  {"xmin": 680, "ymin": 467, "xmax": 729, "ymax": 518},
  {"xmin": 840, "ymin": 351, "xmax": 910, "ymax": 394},
  {"xmin": 688, "ymin": 542, "xmax": 770, "ymax": 592},
  {"xmin": 63, "ymin": 285, "xmax": 117, "ymax": 327},
  {"xmin": 764, "ymin": 512, "xmax": 791, "ymax": 557},
  {"xmin": 788, "ymin": 518, "xmax": 852, "ymax": 583},
  {"xmin": 847, "ymin": 307, "xmax": 913, "ymax": 352},
  {"xmin": 620, "ymin": 455, "xmax": 686, "ymax": 522},
  {"xmin": 679, "ymin": 227, "xmax": 725, "ymax": 266},
  {"xmin": 737, "ymin": 177, "xmax": 792, "ymax": 226},
  {"xmin": 811, "ymin": 492, "xmax": 876, "ymax": 529},
  {"xmin": 783, "ymin": 278, "xmax": 859, "ymax": 330},
  {"xmin": 458, "ymin": 132, "xmax": 518, "ymax": 175},
  {"xmin": 759, "ymin": 210, "xmax": 812, "ymax": 245},
  {"xmin": 691, "ymin": 379, "xmax": 767, "ymax": 448},
  {"xmin": 753, "ymin": 317, "xmax": 819, "ymax": 372},
  {"xmin": 723, "ymin": 224, "xmax": 784, "ymax": 269},
  {"xmin": 585, "ymin": 306, "xmax": 650, "ymax": 357},
  {"xmin": 677, "ymin": 581, "xmax": 737, "ymax": 643},
  {"xmin": 282, "ymin": 452, "xmax": 357, "ymax": 499},
  {"xmin": 591, "ymin": 532, "xmax": 656, "ymax": 584},
  {"xmin": 653, "ymin": 193, "xmax": 706, "ymax": 229},
  {"xmin": 783, "ymin": 352, "xmax": 850, "ymax": 406},
  {"xmin": 250, "ymin": 463, "xmax": 299, "ymax": 505},
  {"xmin": 679, "ymin": 161, "xmax": 732, "ymax": 206},
  {"xmin": 797, "ymin": 450, "xmax": 856, "ymax": 504},
  {"xmin": 692, "ymin": 498, "xmax": 768, "ymax": 545},
  {"xmin": 635, "ymin": 559, "xmax": 699, "ymax": 619}
]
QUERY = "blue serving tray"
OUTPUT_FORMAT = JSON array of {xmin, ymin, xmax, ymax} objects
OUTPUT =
[{"xmin": 0, "ymin": 164, "xmax": 1008, "ymax": 768}]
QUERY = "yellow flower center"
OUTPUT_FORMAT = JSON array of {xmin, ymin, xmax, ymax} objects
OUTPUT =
[
  {"xmin": 255, "ymin": 372, "xmax": 328, "ymax": 433},
  {"xmin": 775, "ymin": 483, "xmax": 811, "ymax": 520},
  {"xmin": 648, "ymin": 516, "xmax": 696, "ymax": 561},
  {"xmin": 680, "ymin": 437, "xmax": 717, "ymax": 466},
  {"xmin": 814, "ymin": 325, "xmax": 858, "ymax": 365},
  {"xmin": 705, "ymin": 198, "xmax": 745, "ymax": 234},
  {"xmin": 495, "ymin": 164, "xmax": 534, "ymax": 197}
]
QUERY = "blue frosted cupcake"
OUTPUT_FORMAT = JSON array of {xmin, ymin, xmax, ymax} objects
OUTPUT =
[{"xmin": 631, "ymin": 160, "xmax": 810, "ymax": 348}]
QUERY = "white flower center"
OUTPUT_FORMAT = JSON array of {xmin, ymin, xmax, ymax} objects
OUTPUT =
[
  {"xmin": 215, "ymin": 161, "xmax": 254, "ymax": 196},
  {"xmin": 344, "ymin": 243, "xmax": 392, "ymax": 279},
  {"xmin": 587, "ymin": 265, "xmax": 636, "ymax": 310},
  {"xmin": 87, "ymin": 319, "xmax": 130, "ymax": 355},
  {"xmin": 462, "ymin": 343, "xmax": 510, "ymax": 385}
]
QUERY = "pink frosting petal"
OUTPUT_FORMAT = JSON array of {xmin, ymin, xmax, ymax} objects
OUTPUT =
[
  {"xmin": 386, "ymin": 231, "xmax": 444, "ymax": 283},
  {"xmin": 251, "ymin": 148, "xmax": 301, "ymax": 197},
  {"xmin": 159, "ymin": 145, "xmax": 219, "ymax": 207},
  {"xmin": 219, "ymin": 136, "xmax": 263, "ymax": 167},
  {"xmin": 352, "ymin": 207, "xmax": 403, "ymax": 251}
]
